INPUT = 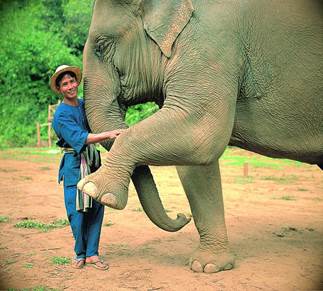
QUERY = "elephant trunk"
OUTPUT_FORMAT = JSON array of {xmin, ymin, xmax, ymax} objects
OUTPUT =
[
  {"xmin": 83, "ymin": 43, "xmax": 190, "ymax": 231},
  {"xmin": 133, "ymin": 166, "xmax": 191, "ymax": 232}
]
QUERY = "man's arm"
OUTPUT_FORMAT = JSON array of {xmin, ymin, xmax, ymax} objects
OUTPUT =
[{"xmin": 86, "ymin": 129, "xmax": 125, "ymax": 145}]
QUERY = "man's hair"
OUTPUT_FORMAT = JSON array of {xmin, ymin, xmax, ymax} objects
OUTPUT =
[{"xmin": 56, "ymin": 71, "xmax": 77, "ymax": 88}]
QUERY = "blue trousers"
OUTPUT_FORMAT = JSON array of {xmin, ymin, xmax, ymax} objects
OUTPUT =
[{"xmin": 64, "ymin": 185, "xmax": 104, "ymax": 260}]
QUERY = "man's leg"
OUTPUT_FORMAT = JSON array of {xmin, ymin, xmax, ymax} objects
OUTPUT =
[
  {"xmin": 85, "ymin": 200, "xmax": 104, "ymax": 257},
  {"xmin": 84, "ymin": 201, "xmax": 108, "ymax": 269},
  {"xmin": 64, "ymin": 185, "xmax": 86, "ymax": 260}
]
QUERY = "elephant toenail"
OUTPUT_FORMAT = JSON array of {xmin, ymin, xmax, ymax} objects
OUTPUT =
[
  {"xmin": 77, "ymin": 178, "xmax": 86, "ymax": 190},
  {"xmin": 81, "ymin": 182, "xmax": 98, "ymax": 198},
  {"xmin": 204, "ymin": 264, "xmax": 220, "ymax": 273},
  {"xmin": 191, "ymin": 260, "xmax": 203, "ymax": 273}
]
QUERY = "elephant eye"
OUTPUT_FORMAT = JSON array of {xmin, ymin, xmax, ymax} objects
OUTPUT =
[{"xmin": 94, "ymin": 35, "xmax": 116, "ymax": 62}]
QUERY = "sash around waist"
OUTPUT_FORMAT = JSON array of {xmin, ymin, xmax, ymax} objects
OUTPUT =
[{"xmin": 62, "ymin": 147, "xmax": 76, "ymax": 154}]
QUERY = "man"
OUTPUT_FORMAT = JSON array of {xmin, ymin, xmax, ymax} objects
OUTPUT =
[{"xmin": 50, "ymin": 65, "xmax": 123, "ymax": 270}]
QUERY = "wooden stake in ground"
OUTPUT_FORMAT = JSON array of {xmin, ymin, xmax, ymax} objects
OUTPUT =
[
  {"xmin": 36, "ymin": 122, "xmax": 41, "ymax": 147},
  {"xmin": 243, "ymin": 162, "xmax": 249, "ymax": 177}
]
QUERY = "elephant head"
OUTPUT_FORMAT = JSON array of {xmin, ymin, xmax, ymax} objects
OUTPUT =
[{"xmin": 82, "ymin": 0, "xmax": 194, "ymax": 231}]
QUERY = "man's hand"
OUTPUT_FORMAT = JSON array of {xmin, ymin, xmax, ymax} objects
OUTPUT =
[
  {"xmin": 104, "ymin": 129, "xmax": 125, "ymax": 140},
  {"xmin": 86, "ymin": 129, "xmax": 126, "ymax": 144}
]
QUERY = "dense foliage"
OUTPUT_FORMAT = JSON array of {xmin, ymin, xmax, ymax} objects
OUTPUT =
[{"xmin": 0, "ymin": 0, "xmax": 158, "ymax": 148}]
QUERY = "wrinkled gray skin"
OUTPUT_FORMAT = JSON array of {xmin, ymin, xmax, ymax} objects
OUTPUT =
[{"xmin": 79, "ymin": 0, "xmax": 323, "ymax": 273}]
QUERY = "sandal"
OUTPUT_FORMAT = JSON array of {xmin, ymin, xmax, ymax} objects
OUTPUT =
[
  {"xmin": 86, "ymin": 258, "xmax": 109, "ymax": 270},
  {"xmin": 72, "ymin": 258, "xmax": 85, "ymax": 269}
]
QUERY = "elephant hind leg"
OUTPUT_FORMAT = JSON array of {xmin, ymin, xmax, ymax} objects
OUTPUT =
[{"xmin": 176, "ymin": 160, "xmax": 234, "ymax": 273}]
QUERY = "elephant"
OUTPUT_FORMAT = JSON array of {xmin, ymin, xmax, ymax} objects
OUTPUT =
[{"xmin": 77, "ymin": 0, "xmax": 323, "ymax": 273}]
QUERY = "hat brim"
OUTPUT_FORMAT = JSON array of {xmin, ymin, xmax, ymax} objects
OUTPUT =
[{"xmin": 50, "ymin": 66, "xmax": 82, "ymax": 94}]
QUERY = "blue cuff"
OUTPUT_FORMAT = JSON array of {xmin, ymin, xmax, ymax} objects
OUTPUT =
[{"xmin": 74, "ymin": 132, "xmax": 89, "ymax": 154}]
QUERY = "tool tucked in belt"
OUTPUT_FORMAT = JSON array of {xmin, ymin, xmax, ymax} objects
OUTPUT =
[
  {"xmin": 62, "ymin": 145, "xmax": 101, "ymax": 212},
  {"xmin": 62, "ymin": 145, "xmax": 100, "ymax": 169}
]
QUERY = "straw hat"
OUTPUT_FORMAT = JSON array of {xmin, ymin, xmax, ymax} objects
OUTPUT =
[{"xmin": 50, "ymin": 65, "xmax": 82, "ymax": 94}]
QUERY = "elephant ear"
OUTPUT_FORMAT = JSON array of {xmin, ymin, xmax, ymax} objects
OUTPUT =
[{"xmin": 142, "ymin": 0, "xmax": 194, "ymax": 58}]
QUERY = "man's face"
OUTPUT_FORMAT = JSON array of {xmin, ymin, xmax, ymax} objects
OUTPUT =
[{"xmin": 57, "ymin": 74, "xmax": 79, "ymax": 99}]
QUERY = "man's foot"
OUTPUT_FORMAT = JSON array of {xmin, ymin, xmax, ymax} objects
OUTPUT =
[
  {"xmin": 86, "ymin": 256, "xmax": 109, "ymax": 271},
  {"xmin": 72, "ymin": 258, "xmax": 85, "ymax": 269}
]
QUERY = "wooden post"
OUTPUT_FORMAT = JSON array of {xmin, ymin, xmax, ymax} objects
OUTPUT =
[
  {"xmin": 36, "ymin": 122, "xmax": 41, "ymax": 147},
  {"xmin": 37, "ymin": 101, "xmax": 59, "ymax": 148},
  {"xmin": 48, "ymin": 104, "xmax": 53, "ymax": 148},
  {"xmin": 47, "ymin": 122, "xmax": 52, "ymax": 147},
  {"xmin": 243, "ymin": 162, "xmax": 249, "ymax": 177}
]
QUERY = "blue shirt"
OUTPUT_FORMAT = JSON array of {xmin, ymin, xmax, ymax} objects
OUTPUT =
[{"xmin": 52, "ymin": 99, "xmax": 89, "ymax": 186}]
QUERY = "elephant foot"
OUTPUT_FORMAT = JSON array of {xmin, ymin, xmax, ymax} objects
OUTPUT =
[
  {"xmin": 189, "ymin": 248, "xmax": 235, "ymax": 273},
  {"xmin": 77, "ymin": 168, "xmax": 128, "ymax": 210}
]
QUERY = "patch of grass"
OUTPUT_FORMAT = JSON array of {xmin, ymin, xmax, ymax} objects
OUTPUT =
[
  {"xmin": 20, "ymin": 176, "xmax": 32, "ymax": 181},
  {"xmin": 51, "ymin": 256, "xmax": 70, "ymax": 265},
  {"xmin": 39, "ymin": 166, "xmax": 51, "ymax": 171},
  {"xmin": 24, "ymin": 262, "xmax": 33, "ymax": 269},
  {"xmin": 0, "ymin": 147, "xmax": 61, "ymax": 163},
  {"xmin": 297, "ymin": 188, "xmax": 308, "ymax": 192},
  {"xmin": 1, "ymin": 147, "xmax": 60, "ymax": 156},
  {"xmin": 261, "ymin": 176, "xmax": 279, "ymax": 181},
  {"xmin": 312, "ymin": 197, "xmax": 322, "ymax": 202},
  {"xmin": 8, "ymin": 286, "xmax": 60, "ymax": 291},
  {"xmin": 0, "ymin": 168, "xmax": 17, "ymax": 173},
  {"xmin": 220, "ymin": 147, "xmax": 303, "ymax": 169},
  {"xmin": 0, "ymin": 216, "xmax": 9, "ymax": 223},
  {"xmin": 221, "ymin": 154, "xmax": 281, "ymax": 169},
  {"xmin": 261, "ymin": 175, "xmax": 298, "ymax": 184},
  {"xmin": 15, "ymin": 220, "xmax": 48, "ymax": 231},
  {"xmin": 278, "ymin": 195, "xmax": 297, "ymax": 201},
  {"xmin": 273, "ymin": 226, "xmax": 299, "ymax": 237},
  {"xmin": 49, "ymin": 218, "xmax": 69, "ymax": 228},
  {"xmin": 305, "ymin": 227, "xmax": 315, "ymax": 232},
  {"xmin": 15, "ymin": 218, "xmax": 69, "ymax": 232},
  {"xmin": 4, "ymin": 258, "xmax": 17, "ymax": 266},
  {"xmin": 234, "ymin": 176, "xmax": 254, "ymax": 184},
  {"xmin": 104, "ymin": 220, "xmax": 114, "ymax": 227}
]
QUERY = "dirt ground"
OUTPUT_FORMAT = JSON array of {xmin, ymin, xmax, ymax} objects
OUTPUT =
[{"xmin": 0, "ymin": 147, "xmax": 322, "ymax": 291}]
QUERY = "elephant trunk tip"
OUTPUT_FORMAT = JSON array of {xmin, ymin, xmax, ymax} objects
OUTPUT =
[{"xmin": 166, "ymin": 212, "xmax": 191, "ymax": 232}]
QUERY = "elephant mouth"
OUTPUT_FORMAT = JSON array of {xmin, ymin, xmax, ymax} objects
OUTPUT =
[
  {"xmin": 118, "ymin": 76, "xmax": 164, "ymax": 110},
  {"xmin": 119, "ymin": 77, "xmax": 150, "ymax": 107}
]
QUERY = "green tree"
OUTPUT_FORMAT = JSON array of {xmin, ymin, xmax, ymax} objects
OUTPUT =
[
  {"xmin": 41, "ymin": 0, "xmax": 66, "ymax": 34},
  {"xmin": 0, "ymin": 0, "xmax": 80, "ymax": 147},
  {"xmin": 62, "ymin": 0, "xmax": 93, "ymax": 56}
]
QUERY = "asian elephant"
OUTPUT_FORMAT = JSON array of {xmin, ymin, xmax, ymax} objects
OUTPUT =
[{"xmin": 78, "ymin": 0, "xmax": 323, "ymax": 273}]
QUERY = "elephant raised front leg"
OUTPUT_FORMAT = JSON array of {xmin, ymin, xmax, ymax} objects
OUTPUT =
[
  {"xmin": 177, "ymin": 161, "xmax": 234, "ymax": 273},
  {"xmin": 77, "ymin": 100, "xmax": 232, "ymax": 210}
]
